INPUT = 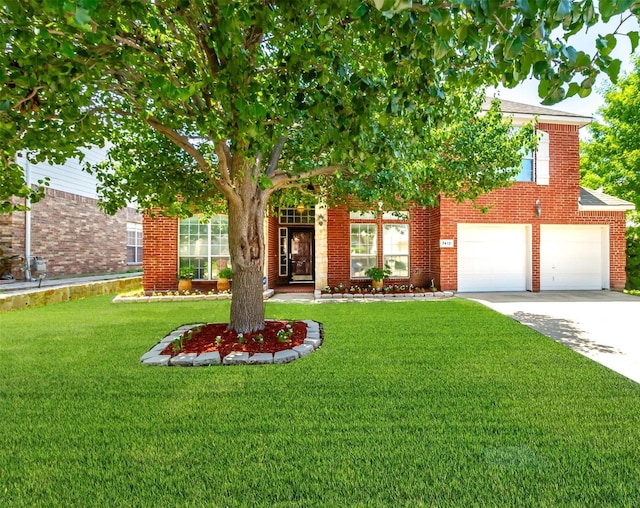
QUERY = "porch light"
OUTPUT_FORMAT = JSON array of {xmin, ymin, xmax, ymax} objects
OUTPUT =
[
  {"xmin": 535, "ymin": 199, "xmax": 542, "ymax": 217},
  {"xmin": 296, "ymin": 203, "xmax": 306, "ymax": 214}
]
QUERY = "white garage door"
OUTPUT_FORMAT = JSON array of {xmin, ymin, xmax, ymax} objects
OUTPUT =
[
  {"xmin": 457, "ymin": 224, "xmax": 530, "ymax": 292},
  {"xmin": 540, "ymin": 225, "xmax": 609, "ymax": 290}
]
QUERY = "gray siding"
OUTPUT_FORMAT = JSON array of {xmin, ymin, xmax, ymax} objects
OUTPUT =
[{"xmin": 19, "ymin": 146, "xmax": 109, "ymax": 199}]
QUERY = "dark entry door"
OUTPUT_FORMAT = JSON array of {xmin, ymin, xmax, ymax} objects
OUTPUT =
[{"xmin": 289, "ymin": 229, "xmax": 314, "ymax": 282}]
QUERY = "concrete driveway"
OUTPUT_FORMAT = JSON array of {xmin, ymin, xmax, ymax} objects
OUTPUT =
[{"xmin": 461, "ymin": 291, "xmax": 640, "ymax": 385}]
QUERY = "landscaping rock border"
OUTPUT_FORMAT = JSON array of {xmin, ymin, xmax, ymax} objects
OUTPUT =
[
  {"xmin": 314, "ymin": 290, "xmax": 455, "ymax": 300},
  {"xmin": 140, "ymin": 320, "xmax": 323, "ymax": 367},
  {"xmin": 114, "ymin": 289, "xmax": 455, "ymax": 304},
  {"xmin": 1, "ymin": 276, "xmax": 142, "ymax": 313},
  {"xmin": 114, "ymin": 288, "xmax": 275, "ymax": 303}
]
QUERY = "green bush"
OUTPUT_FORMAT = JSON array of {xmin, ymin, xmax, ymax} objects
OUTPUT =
[{"xmin": 626, "ymin": 226, "xmax": 640, "ymax": 289}]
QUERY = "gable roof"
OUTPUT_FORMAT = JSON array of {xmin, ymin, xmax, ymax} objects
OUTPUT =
[
  {"xmin": 484, "ymin": 98, "xmax": 592, "ymax": 127},
  {"xmin": 579, "ymin": 187, "xmax": 635, "ymax": 211}
]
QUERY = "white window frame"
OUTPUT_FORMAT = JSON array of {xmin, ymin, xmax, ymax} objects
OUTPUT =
[
  {"xmin": 350, "ymin": 212, "xmax": 411, "ymax": 279},
  {"xmin": 350, "ymin": 223, "xmax": 377, "ymax": 278},
  {"xmin": 178, "ymin": 215, "xmax": 230, "ymax": 280},
  {"xmin": 383, "ymin": 223, "xmax": 409, "ymax": 277},
  {"xmin": 126, "ymin": 223, "xmax": 143, "ymax": 264}
]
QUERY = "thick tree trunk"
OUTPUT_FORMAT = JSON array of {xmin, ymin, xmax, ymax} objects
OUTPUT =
[
  {"xmin": 229, "ymin": 264, "xmax": 265, "ymax": 333},
  {"xmin": 226, "ymin": 159, "xmax": 267, "ymax": 333}
]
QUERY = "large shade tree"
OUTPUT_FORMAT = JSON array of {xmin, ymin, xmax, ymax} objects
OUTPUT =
[
  {"xmin": 580, "ymin": 56, "xmax": 640, "ymax": 289},
  {"xmin": 581, "ymin": 55, "xmax": 640, "ymax": 209},
  {"xmin": 1, "ymin": 1, "xmax": 637, "ymax": 332}
]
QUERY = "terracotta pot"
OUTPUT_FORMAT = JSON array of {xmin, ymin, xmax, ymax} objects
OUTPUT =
[
  {"xmin": 178, "ymin": 279, "xmax": 192, "ymax": 294},
  {"xmin": 372, "ymin": 279, "xmax": 383, "ymax": 290},
  {"xmin": 217, "ymin": 277, "xmax": 230, "ymax": 292}
]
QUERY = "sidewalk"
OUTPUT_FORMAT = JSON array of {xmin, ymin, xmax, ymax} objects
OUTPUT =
[
  {"xmin": 0, "ymin": 272, "xmax": 143, "ymax": 312},
  {"xmin": 0, "ymin": 272, "xmax": 143, "ymax": 296}
]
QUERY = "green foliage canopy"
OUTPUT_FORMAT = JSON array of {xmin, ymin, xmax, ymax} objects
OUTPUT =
[
  {"xmin": 1, "ymin": 0, "xmax": 637, "ymax": 215},
  {"xmin": 625, "ymin": 226, "xmax": 640, "ymax": 289},
  {"xmin": 581, "ymin": 56, "xmax": 640, "ymax": 210}
]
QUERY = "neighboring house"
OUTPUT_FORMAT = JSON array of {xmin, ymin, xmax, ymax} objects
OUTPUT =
[
  {"xmin": 0, "ymin": 146, "xmax": 143, "ymax": 280},
  {"xmin": 142, "ymin": 99, "xmax": 635, "ymax": 293}
]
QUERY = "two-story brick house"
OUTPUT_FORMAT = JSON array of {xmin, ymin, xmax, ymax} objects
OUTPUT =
[
  {"xmin": 1, "ymin": 146, "xmax": 143, "ymax": 280},
  {"xmin": 142, "ymin": 99, "xmax": 634, "ymax": 293}
]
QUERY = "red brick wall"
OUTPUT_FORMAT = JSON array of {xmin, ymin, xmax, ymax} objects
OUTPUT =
[
  {"xmin": 4, "ymin": 188, "xmax": 140, "ymax": 279},
  {"xmin": 408, "ymin": 206, "xmax": 441, "ymax": 288},
  {"xmin": 142, "ymin": 213, "xmax": 178, "ymax": 292},
  {"xmin": 437, "ymin": 122, "xmax": 628, "ymax": 291},
  {"xmin": 327, "ymin": 206, "xmax": 351, "ymax": 286},
  {"xmin": 578, "ymin": 211, "xmax": 628, "ymax": 290},
  {"xmin": 326, "ymin": 205, "xmax": 440, "ymax": 289}
]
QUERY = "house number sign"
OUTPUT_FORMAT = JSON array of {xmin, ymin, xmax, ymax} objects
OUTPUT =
[{"xmin": 440, "ymin": 239, "xmax": 454, "ymax": 248}]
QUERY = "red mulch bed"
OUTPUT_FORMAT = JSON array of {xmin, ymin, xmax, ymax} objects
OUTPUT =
[{"xmin": 161, "ymin": 320, "xmax": 308, "ymax": 358}]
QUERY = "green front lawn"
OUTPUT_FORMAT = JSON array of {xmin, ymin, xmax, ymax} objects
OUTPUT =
[{"xmin": 1, "ymin": 297, "xmax": 639, "ymax": 506}]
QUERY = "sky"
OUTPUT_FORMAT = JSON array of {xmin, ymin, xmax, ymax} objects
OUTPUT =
[{"xmin": 487, "ymin": 14, "xmax": 639, "ymax": 119}]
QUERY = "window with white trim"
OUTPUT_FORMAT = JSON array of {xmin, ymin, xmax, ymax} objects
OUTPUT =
[
  {"xmin": 179, "ymin": 215, "xmax": 230, "ymax": 279},
  {"xmin": 350, "ymin": 223, "xmax": 377, "ymax": 278},
  {"xmin": 516, "ymin": 149, "xmax": 535, "ymax": 182},
  {"xmin": 350, "ymin": 211, "xmax": 410, "ymax": 279},
  {"xmin": 126, "ymin": 223, "xmax": 143, "ymax": 264},
  {"xmin": 512, "ymin": 126, "xmax": 535, "ymax": 182},
  {"xmin": 383, "ymin": 224, "xmax": 409, "ymax": 277}
]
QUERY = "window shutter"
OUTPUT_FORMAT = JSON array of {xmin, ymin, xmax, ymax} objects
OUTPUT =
[{"xmin": 536, "ymin": 130, "xmax": 550, "ymax": 185}]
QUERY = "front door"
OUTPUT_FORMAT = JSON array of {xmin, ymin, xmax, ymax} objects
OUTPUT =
[{"xmin": 289, "ymin": 228, "xmax": 314, "ymax": 283}]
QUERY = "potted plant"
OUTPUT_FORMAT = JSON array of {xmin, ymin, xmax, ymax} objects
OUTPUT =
[
  {"xmin": 217, "ymin": 266, "xmax": 232, "ymax": 292},
  {"xmin": 177, "ymin": 266, "xmax": 195, "ymax": 294},
  {"xmin": 365, "ymin": 264, "xmax": 392, "ymax": 290}
]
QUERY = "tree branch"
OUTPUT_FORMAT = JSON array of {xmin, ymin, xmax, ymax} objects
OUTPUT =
[
  {"xmin": 145, "ymin": 116, "xmax": 222, "ymax": 195},
  {"xmin": 112, "ymin": 35, "xmax": 164, "ymax": 63},
  {"xmin": 266, "ymin": 136, "xmax": 287, "ymax": 177},
  {"xmin": 214, "ymin": 141, "xmax": 233, "ymax": 189},
  {"xmin": 155, "ymin": 2, "xmax": 187, "ymax": 41},
  {"xmin": 270, "ymin": 165, "xmax": 345, "ymax": 191},
  {"xmin": 13, "ymin": 86, "xmax": 44, "ymax": 112}
]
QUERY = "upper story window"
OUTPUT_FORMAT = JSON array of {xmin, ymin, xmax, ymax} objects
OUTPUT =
[
  {"xmin": 511, "ymin": 128, "xmax": 551, "ymax": 184},
  {"xmin": 515, "ymin": 149, "xmax": 535, "ymax": 182},
  {"xmin": 178, "ymin": 215, "xmax": 230, "ymax": 279},
  {"xmin": 512, "ymin": 126, "xmax": 535, "ymax": 182}
]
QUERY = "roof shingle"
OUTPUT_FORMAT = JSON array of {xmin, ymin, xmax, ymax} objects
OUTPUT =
[{"xmin": 579, "ymin": 187, "xmax": 635, "ymax": 210}]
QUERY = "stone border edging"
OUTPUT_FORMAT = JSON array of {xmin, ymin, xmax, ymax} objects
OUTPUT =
[
  {"xmin": 113, "ymin": 289, "xmax": 275, "ymax": 303},
  {"xmin": 0, "ymin": 276, "xmax": 142, "ymax": 313},
  {"xmin": 140, "ymin": 319, "xmax": 323, "ymax": 367},
  {"xmin": 314, "ymin": 290, "xmax": 455, "ymax": 300}
]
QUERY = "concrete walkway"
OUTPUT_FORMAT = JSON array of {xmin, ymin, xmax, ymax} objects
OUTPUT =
[
  {"xmin": 269, "ymin": 292, "xmax": 315, "ymax": 303},
  {"xmin": 461, "ymin": 291, "xmax": 640, "ymax": 384},
  {"xmin": 0, "ymin": 272, "xmax": 143, "ymax": 295}
]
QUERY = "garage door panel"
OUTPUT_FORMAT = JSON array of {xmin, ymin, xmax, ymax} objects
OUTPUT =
[
  {"xmin": 458, "ymin": 224, "xmax": 529, "ymax": 292},
  {"xmin": 540, "ymin": 226, "xmax": 608, "ymax": 290}
]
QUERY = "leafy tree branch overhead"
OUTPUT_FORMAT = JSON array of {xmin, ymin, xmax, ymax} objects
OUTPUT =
[{"xmin": 1, "ymin": 1, "xmax": 636, "ymax": 331}]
